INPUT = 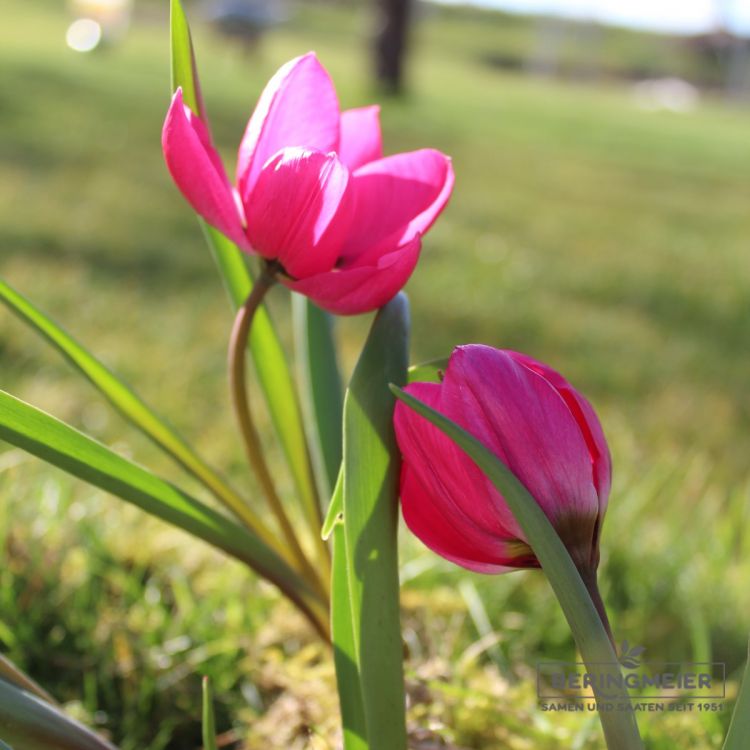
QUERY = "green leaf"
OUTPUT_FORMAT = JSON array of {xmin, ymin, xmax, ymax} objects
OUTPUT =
[
  {"xmin": 169, "ymin": 0, "xmax": 204, "ymax": 118},
  {"xmin": 0, "ymin": 390, "xmax": 324, "ymax": 627},
  {"xmin": 293, "ymin": 294, "xmax": 343, "ymax": 499},
  {"xmin": 171, "ymin": 2, "xmax": 323, "ymax": 547},
  {"xmin": 723, "ymin": 634, "xmax": 750, "ymax": 750},
  {"xmin": 0, "ymin": 654, "xmax": 54, "ymax": 705},
  {"xmin": 321, "ymin": 467, "xmax": 343, "ymax": 542},
  {"xmin": 343, "ymin": 294, "xmax": 409, "ymax": 750},
  {"xmin": 168, "ymin": 2, "xmax": 328, "ymax": 623},
  {"xmin": 407, "ymin": 357, "xmax": 448, "ymax": 384},
  {"xmin": 170, "ymin": 1, "xmax": 318, "ymax": 545},
  {"xmin": 0, "ymin": 278, "xmax": 280, "ymax": 553},
  {"xmin": 201, "ymin": 677, "xmax": 218, "ymax": 750},
  {"xmin": 0, "ymin": 678, "xmax": 118, "ymax": 750},
  {"xmin": 390, "ymin": 386, "xmax": 644, "ymax": 750},
  {"xmin": 200, "ymin": 224, "xmax": 252, "ymax": 306},
  {"xmin": 331, "ymin": 518, "xmax": 368, "ymax": 750}
]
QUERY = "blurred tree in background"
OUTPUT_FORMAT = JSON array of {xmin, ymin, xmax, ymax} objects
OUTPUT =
[{"xmin": 373, "ymin": 0, "xmax": 413, "ymax": 93}]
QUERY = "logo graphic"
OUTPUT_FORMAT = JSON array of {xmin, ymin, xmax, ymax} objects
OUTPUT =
[
  {"xmin": 536, "ymin": 638, "xmax": 726, "ymax": 710},
  {"xmin": 618, "ymin": 640, "xmax": 646, "ymax": 670}
]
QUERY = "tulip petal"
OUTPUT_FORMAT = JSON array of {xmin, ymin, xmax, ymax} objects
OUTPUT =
[
  {"xmin": 509, "ymin": 352, "xmax": 612, "ymax": 509},
  {"xmin": 338, "ymin": 106, "xmax": 382, "ymax": 171},
  {"xmin": 395, "ymin": 382, "xmax": 528, "ymax": 547},
  {"xmin": 401, "ymin": 467, "xmax": 530, "ymax": 574},
  {"xmin": 441, "ymin": 347, "xmax": 600, "ymax": 550},
  {"xmin": 245, "ymin": 148, "xmax": 352, "ymax": 279},
  {"xmin": 340, "ymin": 149, "xmax": 454, "ymax": 265},
  {"xmin": 162, "ymin": 89, "xmax": 249, "ymax": 249},
  {"xmin": 281, "ymin": 234, "xmax": 421, "ymax": 315},
  {"xmin": 237, "ymin": 53, "xmax": 340, "ymax": 204}
]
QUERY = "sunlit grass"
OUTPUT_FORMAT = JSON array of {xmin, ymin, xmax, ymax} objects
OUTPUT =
[{"xmin": 1, "ymin": 1, "xmax": 749, "ymax": 748}]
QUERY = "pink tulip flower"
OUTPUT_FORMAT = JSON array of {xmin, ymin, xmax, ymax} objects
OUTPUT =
[
  {"xmin": 162, "ymin": 52, "xmax": 454, "ymax": 314},
  {"xmin": 394, "ymin": 345, "xmax": 611, "ymax": 576}
]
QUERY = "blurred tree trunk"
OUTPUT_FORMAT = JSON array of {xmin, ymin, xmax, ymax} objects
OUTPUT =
[{"xmin": 373, "ymin": 0, "xmax": 412, "ymax": 94}]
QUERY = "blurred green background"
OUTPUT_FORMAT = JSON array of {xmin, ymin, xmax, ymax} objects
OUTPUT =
[{"xmin": 1, "ymin": 0, "xmax": 749, "ymax": 748}]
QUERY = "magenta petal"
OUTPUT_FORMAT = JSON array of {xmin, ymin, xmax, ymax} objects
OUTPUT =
[
  {"xmin": 245, "ymin": 148, "xmax": 352, "ymax": 279},
  {"xmin": 401, "ymin": 468, "xmax": 524, "ymax": 574},
  {"xmin": 441, "ymin": 347, "xmax": 601, "ymax": 536},
  {"xmin": 395, "ymin": 383, "xmax": 533, "ymax": 572},
  {"xmin": 509, "ymin": 352, "xmax": 612, "ymax": 510},
  {"xmin": 394, "ymin": 382, "xmax": 527, "ymax": 545},
  {"xmin": 281, "ymin": 235, "xmax": 421, "ymax": 315},
  {"xmin": 340, "ymin": 149, "xmax": 454, "ymax": 265},
  {"xmin": 237, "ymin": 53, "xmax": 340, "ymax": 204},
  {"xmin": 338, "ymin": 106, "xmax": 382, "ymax": 171},
  {"xmin": 162, "ymin": 89, "xmax": 249, "ymax": 249}
]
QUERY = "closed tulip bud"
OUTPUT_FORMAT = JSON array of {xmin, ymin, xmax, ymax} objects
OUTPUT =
[{"xmin": 394, "ymin": 345, "xmax": 611, "ymax": 578}]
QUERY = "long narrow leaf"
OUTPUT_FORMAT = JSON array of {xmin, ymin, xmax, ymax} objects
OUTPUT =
[
  {"xmin": 0, "ymin": 278, "xmax": 281, "ymax": 553},
  {"xmin": 321, "ymin": 468, "xmax": 343, "ymax": 542},
  {"xmin": 169, "ymin": 5, "xmax": 323, "ymax": 544},
  {"xmin": 0, "ymin": 391, "xmax": 324, "ymax": 627},
  {"xmin": 293, "ymin": 294, "xmax": 343, "ymax": 499},
  {"xmin": 0, "ymin": 678, "xmax": 118, "ymax": 750},
  {"xmin": 201, "ymin": 677, "xmax": 218, "ymax": 750},
  {"xmin": 390, "ymin": 387, "xmax": 644, "ymax": 750},
  {"xmin": 343, "ymin": 295, "xmax": 409, "ymax": 750},
  {"xmin": 169, "ymin": 0, "xmax": 204, "ymax": 118},
  {"xmin": 331, "ymin": 507, "xmax": 368, "ymax": 750},
  {"xmin": 0, "ymin": 654, "xmax": 55, "ymax": 705},
  {"xmin": 723, "ymin": 635, "xmax": 750, "ymax": 750}
]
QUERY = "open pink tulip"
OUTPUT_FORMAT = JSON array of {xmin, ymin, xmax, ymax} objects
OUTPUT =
[
  {"xmin": 162, "ymin": 52, "xmax": 454, "ymax": 314},
  {"xmin": 394, "ymin": 345, "xmax": 611, "ymax": 576}
]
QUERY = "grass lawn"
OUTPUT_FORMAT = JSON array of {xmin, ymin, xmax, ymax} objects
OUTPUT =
[{"xmin": 1, "ymin": 1, "xmax": 749, "ymax": 748}]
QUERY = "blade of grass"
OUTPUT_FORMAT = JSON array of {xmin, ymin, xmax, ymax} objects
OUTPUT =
[
  {"xmin": 723, "ymin": 634, "xmax": 750, "ymax": 750},
  {"xmin": 0, "ymin": 390, "xmax": 327, "ymax": 637},
  {"xmin": 201, "ymin": 677, "xmax": 218, "ymax": 750},
  {"xmin": 390, "ymin": 386, "xmax": 644, "ymax": 750},
  {"xmin": 343, "ymin": 294, "xmax": 409, "ymax": 750},
  {"xmin": 0, "ymin": 278, "xmax": 287, "ymax": 561},
  {"xmin": 293, "ymin": 294, "xmax": 343, "ymax": 499},
  {"xmin": 170, "ymin": 1, "xmax": 324, "ymax": 555},
  {"xmin": 169, "ymin": 0, "xmax": 204, "ymax": 118},
  {"xmin": 0, "ymin": 678, "xmax": 119, "ymax": 750}
]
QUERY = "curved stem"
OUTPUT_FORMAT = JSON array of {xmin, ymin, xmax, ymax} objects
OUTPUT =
[{"xmin": 229, "ymin": 269, "xmax": 327, "ymax": 602}]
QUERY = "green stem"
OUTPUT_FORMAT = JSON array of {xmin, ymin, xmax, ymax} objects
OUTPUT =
[
  {"xmin": 391, "ymin": 387, "xmax": 644, "ymax": 750},
  {"xmin": 580, "ymin": 566, "xmax": 616, "ymax": 649},
  {"xmin": 228, "ymin": 270, "xmax": 328, "ymax": 605}
]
